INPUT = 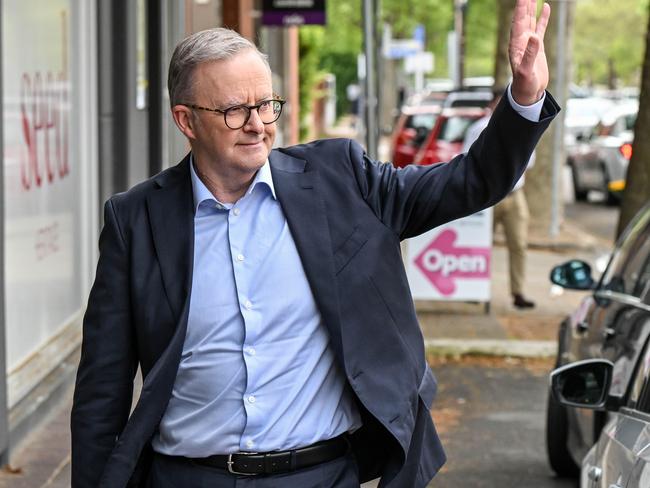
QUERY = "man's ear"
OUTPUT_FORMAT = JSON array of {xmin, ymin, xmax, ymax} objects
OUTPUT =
[{"xmin": 171, "ymin": 105, "xmax": 197, "ymax": 140}]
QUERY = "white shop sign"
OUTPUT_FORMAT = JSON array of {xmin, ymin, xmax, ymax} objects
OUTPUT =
[
  {"xmin": 2, "ymin": 0, "xmax": 87, "ymax": 372},
  {"xmin": 406, "ymin": 209, "xmax": 492, "ymax": 301}
]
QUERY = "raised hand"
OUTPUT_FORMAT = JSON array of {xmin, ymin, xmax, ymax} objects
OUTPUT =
[{"xmin": 509, "ymin": 0, "xmax": 551, "ymax": 105}]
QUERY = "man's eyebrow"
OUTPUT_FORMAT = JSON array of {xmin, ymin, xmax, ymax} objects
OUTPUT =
[{"xmin": 218, "ymin": 95, "xmax": 277, "ymax": 107}]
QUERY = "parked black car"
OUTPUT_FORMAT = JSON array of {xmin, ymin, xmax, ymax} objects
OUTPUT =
[{"xmin": 546, "ymin": 202, "xmax": 650, "ymax": 477}]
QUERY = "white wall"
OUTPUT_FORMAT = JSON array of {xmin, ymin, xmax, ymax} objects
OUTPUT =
[{"xmin": 2, "ymin": 0, "xmax": 97, "ymax": 391}]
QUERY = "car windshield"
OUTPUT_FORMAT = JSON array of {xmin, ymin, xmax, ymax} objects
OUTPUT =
[
  {"xmin": 438, "ymin": 116, "xmax": 478, "ymax": 143},
  {"xmin": 405, "ymin": 113, "xmax": 438, "ymax": 131},
  {"xmin": 598, "ymin": 206, "xmax": 650, "ymax": 297},
  {"xmin": 565, "ymin": 98, "xmax": 616, "ymax": 126}
]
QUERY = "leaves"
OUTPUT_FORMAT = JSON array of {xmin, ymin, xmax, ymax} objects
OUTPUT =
[{"xmin": 573, "ymin": 0, "xmax": 649, "ymax": 86}]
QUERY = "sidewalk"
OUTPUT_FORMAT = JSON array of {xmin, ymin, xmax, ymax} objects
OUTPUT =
[{"xmin": 0, "ymin": 221, "xmax": 609, "ymax": 487}]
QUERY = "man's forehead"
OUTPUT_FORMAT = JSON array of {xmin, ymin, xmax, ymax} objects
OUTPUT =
[{"xmin": 193, "ymin": 58, "xmax": 272, "ymax": 99}]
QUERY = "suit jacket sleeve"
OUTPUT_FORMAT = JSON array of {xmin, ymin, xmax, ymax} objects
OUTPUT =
[
  {"xmin": 350, "ymin": 92, "xmax": 559, "ymax": 239},
  {"xmin": 71, "ymin": 198, "xmax": 138, "ymax": 488}
]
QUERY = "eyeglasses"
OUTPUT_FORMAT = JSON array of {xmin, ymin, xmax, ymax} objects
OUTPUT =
[{"xmin": 184, "ymin": 98, "xmax": 286, "ymax": 130}]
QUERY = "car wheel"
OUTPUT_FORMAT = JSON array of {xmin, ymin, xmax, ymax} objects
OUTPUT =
[
  {"xmin": 570, "ymin": 162, "xmax": 588, "ymax": 201},
  {"xmin": 546, "ymin": 388, "xmax": 580, "ymax": 477}
]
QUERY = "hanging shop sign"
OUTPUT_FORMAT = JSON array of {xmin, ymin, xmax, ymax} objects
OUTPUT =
[{"xmin": 262, "ymin": 0, "xmax": 326, "ymax": 26}]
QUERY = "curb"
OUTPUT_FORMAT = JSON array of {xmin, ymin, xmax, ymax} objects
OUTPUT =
[{"xmin": 425, "ymin": 338, "xmax": 557, "ymax": 359}]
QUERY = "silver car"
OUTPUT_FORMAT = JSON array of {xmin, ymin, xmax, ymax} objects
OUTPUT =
[
  {"xmin": 567, "ymin": 103, "xmax": 637, "ymax": 204},
  {"xmin": 551, "ymin": 351, "xmax": 650, "ymax": 487}
]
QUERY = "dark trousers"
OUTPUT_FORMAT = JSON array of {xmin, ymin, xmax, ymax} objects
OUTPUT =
[{"xmin": 148, "ymin": 451, "xmax": 361, "ymax": 488}]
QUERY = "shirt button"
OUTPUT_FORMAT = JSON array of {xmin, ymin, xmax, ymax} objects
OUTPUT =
[
  {"xmin": 236, "ymin": 253, "xmax": 245, "ymax": 262},
  {"xmin": 244, "ymin": 300, "xmax": 252, "ymax": 310},
  {"xmin": 233, "ymin": 208, "xmax": 241, "ymax": 216},
  {"xmin": 246, "ymin": 347, "xmax": 256, "ymax": 356},
  {"xmin": 247, "ymin": 395, "xmax": 256, "ymax": 404},
  {"xmin": 246, "ymin": 440, "xmax": 254, "ymax": 449}
]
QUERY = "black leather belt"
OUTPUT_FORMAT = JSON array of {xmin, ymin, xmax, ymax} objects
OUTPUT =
[{"xmin": 161, "ymin": 434, "xmax": 350, "ymax": 476}]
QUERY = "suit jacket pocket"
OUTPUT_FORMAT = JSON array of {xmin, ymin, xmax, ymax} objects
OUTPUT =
[{"xmin": 333, "ymin": 225, "xmax": 368, "ymax": 275}]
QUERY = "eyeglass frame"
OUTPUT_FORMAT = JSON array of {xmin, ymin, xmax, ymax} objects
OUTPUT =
[{"xmin": 182, "ymin": 97, "xmax": 286, "ymax": 130}]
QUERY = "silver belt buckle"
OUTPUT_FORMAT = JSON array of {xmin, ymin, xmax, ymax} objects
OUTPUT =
[{"xmin": 227, "ymin": 453, "xmax": 258, "ymax": 476}]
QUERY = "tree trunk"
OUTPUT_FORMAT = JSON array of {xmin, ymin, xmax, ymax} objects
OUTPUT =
[
  {"xmin": 617, "ymin": 11, "xmax": 650, "ymax": 237},
  {"xmin": 493, "ymin": 0, "xmax": 515, "ymax": 88},
  {"xmin": 525, "ymin": 0, "xmax": 575, "ymax": 238}
]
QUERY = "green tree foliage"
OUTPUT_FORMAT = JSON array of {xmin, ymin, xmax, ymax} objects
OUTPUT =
[
  {"xmin": 573, "ymin": 0, "xmax": 649, "ymax": 86},
  {"xmin": 298, "ymin": 27, "xmax": 326, "ymax": 140},
  {"xmin": 320, "ymin": 51, "xmax": 359, "ymax": 117},
  {"xmin": 464, "ymin": 0, "xmax": 498, "ymax": 77}
]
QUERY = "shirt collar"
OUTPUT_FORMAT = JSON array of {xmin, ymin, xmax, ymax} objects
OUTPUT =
[{"xmin": 189, "ymin": 154, "xmax": 277, "ymax": 214}]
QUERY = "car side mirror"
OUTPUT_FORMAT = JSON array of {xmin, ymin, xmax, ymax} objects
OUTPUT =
[
  {"xmin": 550, "ymin": 359, "xmax": 613, "ymax": 410},
  {"xmin": 550, "ymin": 260, "xmax": 596, "ymax": 290}
]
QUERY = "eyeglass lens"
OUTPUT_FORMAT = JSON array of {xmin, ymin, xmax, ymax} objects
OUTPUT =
[{"xmin": 225, "ymin": 100, "xmax": 283, "ymax": 129}]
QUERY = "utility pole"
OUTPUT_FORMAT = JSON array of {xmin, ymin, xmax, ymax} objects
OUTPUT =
[
  {"xmin": 550, "ymin": 0, "xmax": 569, "ymax": 238},
  {"xmin": 453, "ymin": 0, "xmax": 468, "ymax": 89},
  {"xmin": 362, "ymin": 0, "xmax": 378, "ymax": 159}
]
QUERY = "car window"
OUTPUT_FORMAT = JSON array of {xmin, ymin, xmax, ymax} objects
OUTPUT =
[
  {"xmin": 448, "ymin": 99, "xmax": 489, "ymax": 108},
  {"xmin": 405, "ymin": 114, "xmax": 438, "ymax": 131},
  {"xmin": 438, "ymin": 116, "xmax": 477, "ymax": 143},
  {"xmin": 599, "ymin": 209, "xmax": 650, "ymax": 297}
]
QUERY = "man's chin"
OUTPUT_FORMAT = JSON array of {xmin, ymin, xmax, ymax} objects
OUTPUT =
[{"xmin": 237, "ymin": 146, "xmax": 270, "ymax": 164}]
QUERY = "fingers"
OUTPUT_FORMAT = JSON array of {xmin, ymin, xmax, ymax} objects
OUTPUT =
[
  {"xmin": 518, "ymin": 34, "xmax": 541, "ymax": 74},
  {"xmin": 535, "ymin": 3, "xmax": 551, "ymax": 41},
  {"xmin": 511, "ymin": 0, "xmax": 528, "ymax": 38},
  {"xmin": 529, "ymin": 0, "xmax": 537, "ymax": 31}
]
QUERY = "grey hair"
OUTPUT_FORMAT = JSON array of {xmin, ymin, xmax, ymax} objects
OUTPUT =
[{"xmin": 168, "ymin": 28, "xmax": 270, "ymax": 107}]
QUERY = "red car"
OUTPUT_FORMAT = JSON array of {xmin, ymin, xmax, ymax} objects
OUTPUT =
[
  {"xmin": 390, "ymin": 104, "xmax": 442, "ymax": 168},
  {"xmin": 414, "ymin": 107, "xmax": 486, "ymax": 165}
]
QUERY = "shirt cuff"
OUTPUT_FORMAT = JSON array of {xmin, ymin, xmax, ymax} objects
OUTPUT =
[{"xmin": 507, "ymin": 84, "xmax": 545, "ymax": 122}]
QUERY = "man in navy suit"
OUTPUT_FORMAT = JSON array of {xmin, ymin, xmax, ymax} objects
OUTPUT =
[{"xmin": 71, "ymin": 1, "xmax": 557, "ymax": 486}]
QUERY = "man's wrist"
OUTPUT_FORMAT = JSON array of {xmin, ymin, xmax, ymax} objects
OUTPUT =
[{"xmin": 506, "ymin": 84, "xmax": 545, "ymax": 122}]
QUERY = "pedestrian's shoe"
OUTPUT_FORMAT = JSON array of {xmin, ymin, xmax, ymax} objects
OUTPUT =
[{"xmin": 513, "ymin": 294, "xmax": 535, "ymax": 309}]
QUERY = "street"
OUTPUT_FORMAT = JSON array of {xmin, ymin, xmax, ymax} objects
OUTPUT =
[{"xmin": 426, "ymin": 357, "xmax": 577, "ymax": 487}]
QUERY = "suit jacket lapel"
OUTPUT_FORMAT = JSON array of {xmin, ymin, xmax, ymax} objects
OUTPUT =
[
  {"xmin": 146, "ymin": 155, "xmax": 194, "ymax": 322},
  {"xmin": 270, "ymin": 150, "xmax": 344, "ymax": 359}
]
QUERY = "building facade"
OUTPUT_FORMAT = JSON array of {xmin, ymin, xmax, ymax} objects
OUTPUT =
[{"xmin": 0, "ymin": 0, "xmax": 297, "ymax": 461}]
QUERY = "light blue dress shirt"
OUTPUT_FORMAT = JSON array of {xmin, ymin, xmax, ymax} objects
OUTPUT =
[{"xmin": 152, "ymin": 158, "xmax": 361, "ymax": 456}]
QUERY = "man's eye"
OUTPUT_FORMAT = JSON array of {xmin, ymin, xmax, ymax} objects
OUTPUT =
[{"xmin": 259, "ymin": 101, "xmax": 272, "ymax": 112}]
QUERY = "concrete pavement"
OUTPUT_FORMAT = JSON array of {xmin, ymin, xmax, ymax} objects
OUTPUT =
[{"xmin": 0, "ymin": 205, "xmax": 611, "ymax": 486}]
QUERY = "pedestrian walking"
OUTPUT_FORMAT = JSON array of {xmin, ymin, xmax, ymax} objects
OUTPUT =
[{"xmin": 71, "ymin": 1, "xmax": 555, "ymax": 486}]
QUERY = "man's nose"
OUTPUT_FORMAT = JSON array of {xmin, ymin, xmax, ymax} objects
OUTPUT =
[{"xmin": 243, "ymin": 109, "xmax": 264, "ymax": 132}]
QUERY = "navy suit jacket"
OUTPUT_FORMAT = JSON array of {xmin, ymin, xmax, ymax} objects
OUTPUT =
[{"xmin": 71, "ymin": 93, "xmax": 559, "ymax": 487}]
